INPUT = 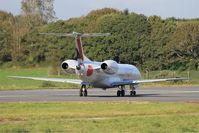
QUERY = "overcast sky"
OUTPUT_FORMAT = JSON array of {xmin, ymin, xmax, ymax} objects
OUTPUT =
[{"xmin": 0, "ymin": 0, "xmax": 199, "ymax": 20}]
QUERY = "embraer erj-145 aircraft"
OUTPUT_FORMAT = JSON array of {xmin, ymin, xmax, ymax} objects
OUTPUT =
[{"xmin": 10, "ymin": 32, "xmax": 188, "ymax": 97}]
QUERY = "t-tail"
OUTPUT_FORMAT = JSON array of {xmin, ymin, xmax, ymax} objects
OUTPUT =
[
  {"xmin": 74, "ymin": 32, "xmax": 91, "ymax": 64},
  {"xmin": 40, "ymin": 32, "xmax": 110, "ymax": 65}
]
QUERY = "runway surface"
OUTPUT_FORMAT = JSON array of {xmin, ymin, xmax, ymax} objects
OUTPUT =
[{"xmin": 0, "ymin": 86, "xmax": 199, "ymax": 102}]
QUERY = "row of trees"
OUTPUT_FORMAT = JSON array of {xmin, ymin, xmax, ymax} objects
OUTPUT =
[
  {"xmin": 0, "ymin": 0, "xmax": 56, "ymax": 65},
  {"xmin": 0, "ymin": 5, "xmax": 199, "ymax": 70}
]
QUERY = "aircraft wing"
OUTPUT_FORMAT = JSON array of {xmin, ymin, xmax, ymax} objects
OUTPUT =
[
  {"xmin": 111, "ymin": 77, "xmax": 189, "ymax": 87},
  {"xmin": 9, "ymin": 76, "xmax": 82, "ymax": 84},
  {"xmin": 133, "ymin": 77, "xmax": 189, "ymax": 84}
]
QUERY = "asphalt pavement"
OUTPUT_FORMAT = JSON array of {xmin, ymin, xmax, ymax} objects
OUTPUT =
[{"xmin": 0, "ymin": 86, "xmax": 199, "ymax": 102}]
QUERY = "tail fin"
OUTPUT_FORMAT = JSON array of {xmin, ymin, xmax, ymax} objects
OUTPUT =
[
  {"xmin": 75, "ymin": 35, "xmax": 90, "ymax": 64},
  {"xmin": 39, "ymin": 32, "xmax": 110, "ymax": 64}
]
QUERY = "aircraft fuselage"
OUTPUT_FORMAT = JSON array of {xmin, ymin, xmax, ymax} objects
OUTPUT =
[{"xmin": 76, "ymin": 61, "xmax": 141, "ymax": 88}]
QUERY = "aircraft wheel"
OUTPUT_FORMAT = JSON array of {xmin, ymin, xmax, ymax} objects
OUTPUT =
[
  {"xmin": 121, "ymin": 90, "xmax": 125, "ymax": 97},
  {"xmin": 79, "ymin": 89, "xmax": 83, "ymax": 97},
  {"xmin": 83, "ymin": 89, "xmax": 87, "ymax": 96},
  {"xmin": 130, "ymin": 91, "xmax": 136, "ymax": 96},
  {"xmin": 80, "ymin": 85, "xmax": 87, "ymax": 97},
  {"xmin": 117, "ymin": 90, "xmax": 121, "ymax": 97},
  {"xmin": 133, "ymin": 91, "xmax": 136, "ymax": 96},
  {"xmin": 130, "ymin": 91, "xmax": 133, "ymax": 96}
]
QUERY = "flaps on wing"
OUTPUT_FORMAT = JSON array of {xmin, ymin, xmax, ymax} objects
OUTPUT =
[
  {"xmin": 9, "ymin": 76, "xmax": 82, "ymax": 85},
  {"xmin": 133, "ymin": 77, "xmax": 190, "ymax": 84}
]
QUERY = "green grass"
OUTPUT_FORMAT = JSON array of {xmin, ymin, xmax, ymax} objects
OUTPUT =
[
  {"xmin": 0, "ymin": 102, "xmax": 199, "ymax": 133},
  {"xmin": 0, "ymin": 67, "xmax": 198, "ymax": 90}
]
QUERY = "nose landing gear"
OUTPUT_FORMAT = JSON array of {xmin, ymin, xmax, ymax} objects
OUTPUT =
[{"xmin": 80, "ymin": 85, "xmax": 87, "ymax": 97}]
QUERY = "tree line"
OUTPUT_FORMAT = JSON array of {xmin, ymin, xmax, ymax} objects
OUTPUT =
[{"xmin": 0, "ymin": 4, "xmax": 199, "ymax": 71}]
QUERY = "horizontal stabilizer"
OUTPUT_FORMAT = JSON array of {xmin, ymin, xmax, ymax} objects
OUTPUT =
[{"xmin": 39, "ymin": 32, "xmax": 110, "ymax": 37}]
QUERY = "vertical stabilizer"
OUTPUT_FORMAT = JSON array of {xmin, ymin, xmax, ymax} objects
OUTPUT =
[
  {"xmin": 75, "ymin": 35, "xmax": 84, "ymax": 64},
  {"xmin": 75, "ymin": 34, "xmax": 91, "ymax": 64}
]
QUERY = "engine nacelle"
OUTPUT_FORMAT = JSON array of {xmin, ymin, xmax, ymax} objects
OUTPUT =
[
  {"xmin": 101, "ymin": 60, "xmax": 118, "ymax": 74},
  {"xmin": 61, "ymin": 60, "xmax": 78, "ymax": 71}
]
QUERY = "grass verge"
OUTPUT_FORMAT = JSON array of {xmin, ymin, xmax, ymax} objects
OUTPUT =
[{"xmin": 0, "ymin": 102, "xmax": 199, "ymax": 133}]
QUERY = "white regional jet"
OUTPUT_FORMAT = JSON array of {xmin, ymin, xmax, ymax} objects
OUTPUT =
[{"xmin": 10, "ymin": 32, "xmax": 188, "ymax": 97}]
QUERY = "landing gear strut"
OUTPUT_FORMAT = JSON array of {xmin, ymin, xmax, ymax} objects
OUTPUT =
[
  {"xmin": 117, "ymin": 85, "xmax": 125, "ymax": 97},
  {"xmin": 80, "ymin": 85, "xmax": 87, "ymax": 97},
  {"xmin": 130, "ymin": 85, "xmax": 136, "ymax": 96}
]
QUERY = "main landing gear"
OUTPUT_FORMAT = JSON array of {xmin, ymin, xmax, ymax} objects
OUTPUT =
[
  {"xmin": 117, "ymin": 85, "xmax": 136, "ymax": 97},
  {"xmin": 80, "ymin": 85, "xmax": 87, "ymax": 97},
  {"xmin": 117, "ymin": 85, "xmax": 125, "ymax": 97},
  {"xmin": 130, "ymin": 90, "xmax": 136, "ymax": 96},
  {"xmin": 130, "ymin": 85, "xmax": 136, "ymax": 96}
]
